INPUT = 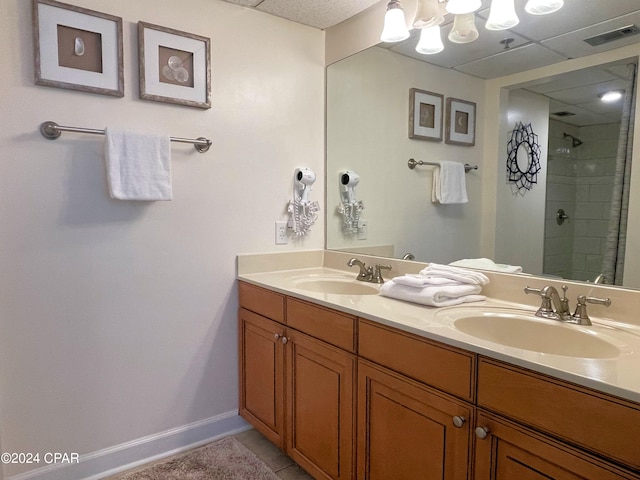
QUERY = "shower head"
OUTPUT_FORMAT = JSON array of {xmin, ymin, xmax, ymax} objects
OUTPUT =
[{"xmin": 563, "ymin": 133, "xmax": 583, "ymax": 148}]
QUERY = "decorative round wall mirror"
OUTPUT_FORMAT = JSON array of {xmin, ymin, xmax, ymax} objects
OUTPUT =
[{"xmin": 506, "ymin": 121, "xmax": 541, "ymax": 191}]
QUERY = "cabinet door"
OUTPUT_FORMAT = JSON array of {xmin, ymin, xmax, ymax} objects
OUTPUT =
[
  {"xmin": 357, "ymin": 360, "xmax": 473, "ymax": 480},
  {"xmin": 286, "ymin": 329, "xmax": 356, "ymax": 480},
  {"xmin": 239, "ymin": 308, "xmax": 285, "ymax": 448},
  {"xmin": 474, "ymin": 411, "xmax": 640, "ymax": 480}
]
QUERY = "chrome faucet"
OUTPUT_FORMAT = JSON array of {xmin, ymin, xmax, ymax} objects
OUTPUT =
[
  {"xmin": 524, "ymin": 285, "xmax": 611, "ymax": 326},
  {"xmin": 524, "ymin": 285, "xmax": 570, "ymax": 321},
  {"xmin": 347, "ymin": 258, "xmax": 391, "ymax": 283}
]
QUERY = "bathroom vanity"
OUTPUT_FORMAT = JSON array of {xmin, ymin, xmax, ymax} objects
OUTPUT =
[{"xmin": 237, "ymin": 251, "xmax": 640, "ymax": 480}]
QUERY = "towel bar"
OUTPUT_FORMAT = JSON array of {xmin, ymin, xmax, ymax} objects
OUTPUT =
[
  {"xmin": 408, "ymin": 158, "xmax": 477, "ymax": 173},
  {"xmin": 39, "ymin": 121, "xmax": 212, "ymax": 153}
]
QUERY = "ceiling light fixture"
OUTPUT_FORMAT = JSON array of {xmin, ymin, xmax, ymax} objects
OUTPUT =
[
  {"xmin": 599, "ymin": 90, "xmax": 625, "ymax": 103},
  {"xmin": 525, "ymin": 0, "xmax": 564, "ymax": 15},
  {"xmin": 380, "ymin": 0, "xmax": 410, "ymax": 43},
  {"xmin": 485, "ymin": 0, "xmax": 519, "ymax": 30},
  {"xmin": 445, "ymin": 0, "xmax": 481, "ymax": 15},
  {"xmin": 382, "ymin": 0, "xmax": 564, "ymax": 57},
  {"xmin": 416, "ymin": 25, "xmax": 445, "ymax": 54},
  {"xmin": 448, "ymin": 13, "xmax": 479, "ymax": 44}
]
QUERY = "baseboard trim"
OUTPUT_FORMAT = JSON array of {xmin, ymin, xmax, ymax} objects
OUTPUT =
[{"xmin": 8, "ymin": 411, "xmax": 251, "ymax": 480}]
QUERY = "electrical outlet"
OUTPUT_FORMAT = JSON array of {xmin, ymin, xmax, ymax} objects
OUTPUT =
[
  {"xmin": 275, "ymin": 221, "xmax": 288, "ymax": 245},
  {"xmin": 357, "ymin": 218, "xmax": 368, "ymax": 240}
]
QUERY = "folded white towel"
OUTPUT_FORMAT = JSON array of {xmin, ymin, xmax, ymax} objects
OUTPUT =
[
  {"xmin": 449, "ymin": 257, "xmax": 523, "ymax": 273},
  {"xmin": 105, "ymin": 127, "xmax": 172, "ymax": 201},
  {"xmin": 391, "ymin": 274, "xmax": 460, "ymax": 287},
  {"xmin": 432, "ymin": 161, "xmax": 468, "ymax": 204},
  {"xmin": 420, "ymin": 263, "xmax": 489, "ymax": 286},
  {"xmin": 380, "ymin": 281, "xmax": 485, "ymax": 307}
]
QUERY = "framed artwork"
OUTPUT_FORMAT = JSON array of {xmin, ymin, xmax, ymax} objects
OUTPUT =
[
  {"xmin": 409, "ymin": 88, "xmax": 443, "ymax": 141},
  {"xmin": 445, "ymin": 98, "xmax": 476, "ymax": 146},
  {"xmin": 138, "ymin": 22, "xmax": 211, "ymax": 109},
  {"xmin": 32, "ymin": 0, "xmax": 124, "ymax": 97}
]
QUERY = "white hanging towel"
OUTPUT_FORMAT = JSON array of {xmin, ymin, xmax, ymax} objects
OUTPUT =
[
  {"xmin": 104, "ymin": 127, "xmax": 172, "ymax": 201},
  {"xmin": 432, "ymin": 161, "xmax": 468, "ymax": 204}
]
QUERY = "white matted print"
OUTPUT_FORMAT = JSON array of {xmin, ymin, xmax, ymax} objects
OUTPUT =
[
  {"xmin": 445, "ymin": 98, "xmax": 476, "ymax": 146},
  {"xmin": 33, "ymin": 0, "xmax": 124, "ymax": 97},
  {"xmin": 409, "ymin": 88, "xmax": 443, "ymax": 142},
  {"xmin": 138, "ymin": 22, "xmax": 211, "ymax": 109}
]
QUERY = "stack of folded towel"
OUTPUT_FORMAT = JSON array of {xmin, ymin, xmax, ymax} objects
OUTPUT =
[
  {"xmin": 380, "ymin": 263, "xmax": 489, "ymax": 307},
  {"xmin": 449, "ymin": 257, "xmax": 522, "ymax": 273}
]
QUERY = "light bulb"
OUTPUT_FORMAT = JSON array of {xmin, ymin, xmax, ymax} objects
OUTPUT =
[
  {"xmin": 599, "ymin": 90, "xmax": 624, "ymax": 103},
  {"xmin": 525, "ymin": 0, "xmax": 564, "ymax": 15},
  {"xmin": 485, "ymin": 0, "xmax": 519, "ymax": 30},
  {"xmin": 446, "ymin": 0, "xmax": 481, "ymax": 15},
  {"xmin": 413, "ymin": 0, "xmax": 445, "ymax": 28},
  {"xmin": 448, "ymin": 13, "xmax": 479, "ymax": 43},
  {"xmin": 380, "ymin": 1, "xmax": 410, "ymax": 43},
  {"xmin": 416, "ymin": 25, "xmax": 444, "ymax": 55}
]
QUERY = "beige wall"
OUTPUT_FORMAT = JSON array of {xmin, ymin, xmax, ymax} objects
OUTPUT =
[{"xmin": 0, "ymin": 0, "xmax": 324, "ymax": 478}]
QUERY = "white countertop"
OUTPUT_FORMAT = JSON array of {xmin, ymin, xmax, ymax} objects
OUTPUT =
[{"xmin": 238, "ymin": 258, "xmax": 640, "ymax": 404}]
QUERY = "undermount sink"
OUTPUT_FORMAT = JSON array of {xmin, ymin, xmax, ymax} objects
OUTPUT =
[
  {"xmin": 438, "ymin": 308, "xmax": 621, "ymax": 359},
  {"xmin": 288, "ymin": 275, "xmax": 380, "ymax": 295}
]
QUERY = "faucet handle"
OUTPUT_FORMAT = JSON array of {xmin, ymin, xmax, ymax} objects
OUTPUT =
[
  {"xmin": 524, "ymin": 286, "xmax": 554, "ymax": 318},
  {"xmin": 571, "ymin": 295, "xmax": 611, "ymax": 326},
  {"xmin": 372, "ymin": 264, "xmax": 391, "ymax": 283}
]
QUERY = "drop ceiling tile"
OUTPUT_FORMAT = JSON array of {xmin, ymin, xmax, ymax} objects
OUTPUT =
[
  {"xmin": 389, "ymin": 18, "xmax": 530, "ymax": 70},
  {"xmin": 525, "ymin": 69, "xmax": 620, "ymax": 94},
  {"xmin": 578, "ymin": 99, "xmax": 625, "ymax": 118},
  {"xmin": 545, "ymin": 79, "xmax": 627, "ymax": 104},
  {"xmin": 475, "ymin": 0, "xmax": 640, "ymax": 42},
  {"xmin": 541, "ymin": 11, "xmax": 640, "ymax": 58},
  {"xmin": 455, "ymin": 43, "xmax": 566, "ymax": 79},
  {"xmin": 550, "ymin": 104, "xmax": 612, "ymax": 126},
  {"xmin": 256, "ymin": 0, "xmax": 380, "ymax": 29}
]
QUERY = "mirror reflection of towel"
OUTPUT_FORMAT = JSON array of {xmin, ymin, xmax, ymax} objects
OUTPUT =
[
  {"xmin": 105, "ymin": 127, "xmax": 172, "ymax": 201},
  {"xmin": 432, "ymin": 161, "xmax": 468, "ymax": 204}
]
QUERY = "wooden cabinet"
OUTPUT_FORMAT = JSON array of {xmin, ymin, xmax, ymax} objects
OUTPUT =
[
  {"xmin": 238, "ymin": 307, "xmax": 285, "ymax": 447},
  {"xmin": 357, "ymin": 360, "xmax": 473, "ymax": 480},
  {"xmin": 239, "ymin": 280, "xmax": 640, "ymax": 480},
  {"xmin": 286, "ymin": 329, "xmax": 355, "ymax": 480},
  {"xmin": 474, "ymin": 411, "xmax": 640, "ymax": 480},
  {"xmin": 238, "ymin": 282, "xmax": 356, "ymax": 480}
]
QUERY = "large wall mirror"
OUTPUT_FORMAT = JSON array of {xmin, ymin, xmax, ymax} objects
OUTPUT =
[{"xmin": 326, "ymin": 44, "xmax": 639, "ymax": 289}]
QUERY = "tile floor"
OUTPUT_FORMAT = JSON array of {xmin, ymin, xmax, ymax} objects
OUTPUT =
[{"xmin": 234, "ymin": 429, "xmax": 314, "ymax": 479}]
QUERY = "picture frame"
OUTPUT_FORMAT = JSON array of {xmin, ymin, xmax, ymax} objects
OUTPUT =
[
  {"xmin": 138, "ymin": 22, "xmax": 211, "ymax": 109},
  {"xmin": 445, "ymin": 97, "xmax": 476, "ymax": 146},
  {"xmin": 32, "ymin": 0, "xmax": 124, "ymax": 97},
  {"xmin": 409, "ymin": 88, "xmax": 444, "ymax": 142}
]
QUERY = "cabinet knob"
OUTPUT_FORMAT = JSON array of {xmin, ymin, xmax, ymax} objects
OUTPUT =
[
  {"xmin": 281, "ymin": 336, "xmax": 289, "ymax": 345},
  {"xmin": 475, "ymin": 426, "xmax": 490, "ymax": 440},
  {"xmin": 452, "ymin": 416, "xmax": 466, "ymax": 428},
  {"xmin": 274, "ymin": 333, "xmax": 281, "ymax": 340}
]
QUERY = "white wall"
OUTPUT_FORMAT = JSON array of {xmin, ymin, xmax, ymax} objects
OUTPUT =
[
  {"xmin": 326, "ymin": 46, "xmax": 485, "ymax": 263},
  {"xmin": 494, "ymin": 89, "xmax": 549, "ymax": 274},
  {"xmin": 0, "ymin": 0, "xmax": 324, "ymax": 478}
]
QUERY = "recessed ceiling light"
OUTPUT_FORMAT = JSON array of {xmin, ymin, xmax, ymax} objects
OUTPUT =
[{"xmin": 598, "ymin": 90, "xmax": 624, "ymax": 103}]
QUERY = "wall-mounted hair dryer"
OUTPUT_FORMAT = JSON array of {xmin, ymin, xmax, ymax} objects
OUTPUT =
[
  {"xmin": 339, "ymin": 170, "xmax": 360, "ymax": 204},
  {"xmin": 288, "ymin": 167, "xmax": 320, "ymax": 237},
  {"xmin": 294, "ymin": 167, "xmax": 316, "ymax": 204}
]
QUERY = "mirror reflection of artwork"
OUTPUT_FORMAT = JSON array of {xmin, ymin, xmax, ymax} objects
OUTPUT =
[
  {"xmin": 419, "ymin": 102, "xmax": 435, "ymax": 128},
  {"xmin": 506, "ymin": 121, "xmax": 541, "ymax": 191},
  {"xmin": 57, "ymin": 25, "xmax": 103, "ymax": 73},
  {"xmin": 158, "ymin": 46, "xmax": 194, "ymax": 88}
]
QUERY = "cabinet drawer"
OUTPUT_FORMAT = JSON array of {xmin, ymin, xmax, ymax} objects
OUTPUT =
[
  {"xmin": 478, "ymin": 358, "xmax": 640, "ymax": 471},
  {"xmin": 286, "ymin": 298, "xmax": 356, "ymax": 353},
  {"xmin": 238, "ymin": 281, "xmax": 285, "ymax": 323},
  {"xmin": 358, "ymin": 319, "xmax": 476, "ymax": 401}
]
